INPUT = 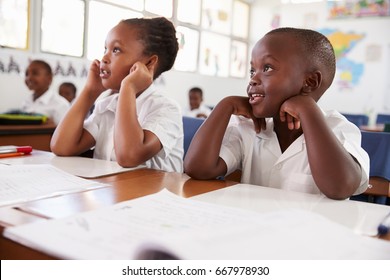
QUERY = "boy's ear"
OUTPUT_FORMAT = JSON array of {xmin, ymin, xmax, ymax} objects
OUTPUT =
[{"xmin": 302, "ymin": 71, "xmax": 322, "ymax": 93}]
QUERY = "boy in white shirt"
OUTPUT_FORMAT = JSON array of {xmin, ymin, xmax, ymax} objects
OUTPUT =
[
  {"xmin": 183, "ymin": 87, "xmax": 212, "ymax": 119},
  {"xmin": 184, "ymin": 28, "xmax": 369, "ymax": 200},
  {"xmin": 22, "ymin": 60, "xmax": 70, "ymax": 125}
]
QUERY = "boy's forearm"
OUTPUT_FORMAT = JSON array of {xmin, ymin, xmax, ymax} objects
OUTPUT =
[
  {"xmin": 184, "ymin": 97, "xmax": 236, "ymax": 179},
  {"xmin": 300, "ymin": 105, "xmax": 361, "ymax": 199}
]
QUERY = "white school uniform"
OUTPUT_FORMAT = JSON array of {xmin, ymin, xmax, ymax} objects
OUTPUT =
[
  {"xmin": 84, "ymin": 84, "xmax": 184, "ymax": 173},
  {"xmin": 21, "ymin": 89, "xmax": 70, "ymax": 125},
  {"xmin": 183, "ymin": 104, "xmax": 212, "ymax": 118},
  {"xmin": 219, "ymin": 111, "xmax": 370, "ymax": 196}
]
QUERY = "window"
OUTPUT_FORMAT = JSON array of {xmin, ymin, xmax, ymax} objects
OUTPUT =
[
  {"xmin": 87, "ymin": 1, "xmax": 142, "ymax": 60},
  {"xmin": 199, "ymin": 32, "xmax": 230, "ymax": 77},
  {"xmin": 0, "ymin": 0, "xmax": 29, "ymax": 49},
  {"xmin": 202, "ymin": 0, "xmax": 232, "ymax": 35},
  {"xmin": 1, "ymin": 0, "xmax": 250, "ymax": 78},
  {"xmin": 41, "ymin": 0, "xmax": 85, "ymax": 57},
  {"xmin": 104, "ymin": 0, "xmax": 144, "ymax": 11},
  {"xmin": 145, "ymin": 0, "xmax": 173, "ymax": 18},
  {"xmin": 177, "ymin": 0, "xmax": 201, "ymax": 25},
  {"xmin": 174, "ymin": 26, "xmax": 199, "ymax": 72}
]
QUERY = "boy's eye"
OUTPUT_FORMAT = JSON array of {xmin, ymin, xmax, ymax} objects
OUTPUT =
[
  {"xmin": 249, "ymin": 69, "xmax": 255, "ymax": 78},
  {"xmin": 113, "ymin": 47, "xmax": 120, "ymax": 53},
  {"xmin": 263, "ymin": 65, "xmax": 273, "ymax": 72}
]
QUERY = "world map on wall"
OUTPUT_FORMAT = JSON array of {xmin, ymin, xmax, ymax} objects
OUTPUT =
[{"xmin": 319, "ymin": 28, "xmax": 365, "ymax": 89}]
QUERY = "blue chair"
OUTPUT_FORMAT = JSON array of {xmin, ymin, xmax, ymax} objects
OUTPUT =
[
  {"xmin": 182, "ymin": 116, "xmax": 204, "ymax": 157},
  {"xmin": 341, "ymin": 113, "xmax": 369, "ymax": 127},
  {"xmin": 351, "ymin": 131, "xmax": 390, "ymax": 204},
  {"xmin": 376, "ymin": 114, "xmax": 390, "ymax": 125}
]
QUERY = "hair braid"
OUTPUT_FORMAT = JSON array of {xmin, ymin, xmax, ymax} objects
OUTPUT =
[{"xmin": 122, "ymin": 17, "xmax": 178, "ymax": 79}]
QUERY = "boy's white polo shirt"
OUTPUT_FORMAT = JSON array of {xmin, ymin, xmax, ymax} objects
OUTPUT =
[
  {"xmin": 219, "ymin": 111, "xmax": 369, "ymax": 196},
  {"xmin": 84, "ymin": 85, "xmax": 184, "ymax": 172},
  {"xmin": 21, "ymin": 89, "xmax": 70, "ymax": 125}
]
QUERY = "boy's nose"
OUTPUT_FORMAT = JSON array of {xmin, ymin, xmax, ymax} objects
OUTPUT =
[{"xmin": 249, "ymin": 79, "xmax": 260, "ymax": 87}]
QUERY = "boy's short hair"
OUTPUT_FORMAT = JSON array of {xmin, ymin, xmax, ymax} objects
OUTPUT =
[
  {"xmin": 267, "ymin": 27, "xmax": 336, "ymax": 89},
  {"xmin": 189, "ymin": 87, "xmax": 203, "ymax": 97},
  {"xmin": 60, "ymin": 82, "xmax": 77, "ymax": 94},
  {"xmin": 30, "ymin": 59, "xmax": 53, "ymax": 76}
]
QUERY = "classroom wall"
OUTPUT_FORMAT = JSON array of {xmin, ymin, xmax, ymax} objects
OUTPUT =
[
  {"xmin": 0, "ymin": 48, "xmax": 247, "ymax": 114},
  {"xmin": 1, "ymin": 0, "xmax": 389, "ymax": 123},
  {"xmin": 250, "ymin": 0, "xmax": 390, "ymax": 124}
]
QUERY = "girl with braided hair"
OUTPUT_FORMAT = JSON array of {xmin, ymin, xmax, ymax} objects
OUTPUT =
[{"xmin": 51, "ymin": 17, "xmax": 183, "ymax": 172}]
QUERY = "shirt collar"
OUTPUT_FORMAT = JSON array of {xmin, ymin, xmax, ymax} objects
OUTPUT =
[
  {"xmin": 257, "ymin": 118, "xmax": 306, "ymax": 144},
  {"xmin": 33, "ymin": 90, "xmax": 53, "ymax": 105},
  {"xmin": 104, "ymin": 84, "xmax": 157, "ymax": 113}
]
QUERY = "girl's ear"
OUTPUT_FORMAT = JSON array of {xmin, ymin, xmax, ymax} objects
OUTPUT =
[
  {"xmin": 302, "ymin": 70, "xmax": 322, "ymax": 94},
  {"xmin": 146, "ymin": 55, "xmax": 158, "ymax": 70}
]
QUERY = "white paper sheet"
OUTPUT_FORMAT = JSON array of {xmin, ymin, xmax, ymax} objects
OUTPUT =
[
  {"xmin": 4, "ymin": 189, "xmax": 390, "ymax": 260},
  {"xmin": 0, "ymin": 150, "xmax": 141, "ymax": 178},
  {"xmin": 0, "ymin": 164, "xmax": 107, "ymax": 207}
]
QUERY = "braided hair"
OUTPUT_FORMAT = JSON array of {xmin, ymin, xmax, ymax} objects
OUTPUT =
[{"xmin": 121, "ymin": 17, "xmax": 178, "ymax": 79}]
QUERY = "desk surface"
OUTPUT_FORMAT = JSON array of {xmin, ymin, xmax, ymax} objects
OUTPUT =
[
  {"xmin": 0, "ymin": 168, "xmax": 236, "ymax": 260},
  {"xmin": 1, "ymin": 155, "xmax": 389, "ymax": 260}
]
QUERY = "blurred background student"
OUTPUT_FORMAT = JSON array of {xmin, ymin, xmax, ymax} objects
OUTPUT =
[
  {"xmin": 59, "ymin": 82, "xmax": 77, "ymax": 104},
  {"xmin": 183, "ymin": 87, "xmax": 212, "ymax": 118},
  {"xmin": 21, "ymin": 59, "xmax": 70, "ymax": 124}
]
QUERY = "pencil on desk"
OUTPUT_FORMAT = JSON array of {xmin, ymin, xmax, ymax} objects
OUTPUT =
[{"xmin": 0, "ymin": 152, "xmax": 28, "ymax": 158}]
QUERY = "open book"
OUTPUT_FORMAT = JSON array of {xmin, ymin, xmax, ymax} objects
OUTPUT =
[{"xmin": 4, "ymin": 189, "xmax": 390, "ymax": 260}]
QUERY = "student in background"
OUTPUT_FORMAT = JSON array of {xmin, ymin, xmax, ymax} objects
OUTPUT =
[
  {"xmin": 183, "ymin": 87, "xmax": 212, "ymax": 118},
  {"xmin": 59, "ymin": 82, "xmax": 77, "ymax": 104},
  {"xmin": 51, "ymin": 17, "xmax": 183, "ymax": 172},
  {"xmin": 184, "ymin": 27, "xmax": 369, "ymax": 200},
  {"xmin": 22, "ymin": 60, "xmax": 70, "ymax": 124}
]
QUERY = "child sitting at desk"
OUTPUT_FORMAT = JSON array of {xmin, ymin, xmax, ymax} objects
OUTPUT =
[
  {"xmin": 21, "ymin": 60, "xmax": 70, "ymax": 125},
  {"xmin": 184, "ymin": 27, "xmax": 369, "ymax": 200},
  {"xmin": 58, "ymin": 82, "xmax": 77, "ymax": 104},
  {"xmin": 51, "ymin": 17, "xmax": 183, "ymax": 172},
  {"xmin": 183, "ymin": 87, "xmax": 212, "ymax": 119}
]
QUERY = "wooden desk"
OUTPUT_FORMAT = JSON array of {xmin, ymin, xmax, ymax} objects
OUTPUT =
[
  {"xmin": 1, "ymin": 153, "xmax": 389, "ymax": 259},
  {"xmin": 0, "ymin": 168, "xmax": 236, "ymax": 260},
  {"xmin": 0, "ymin": 121, "xmax": 56, "ymax": 151}
]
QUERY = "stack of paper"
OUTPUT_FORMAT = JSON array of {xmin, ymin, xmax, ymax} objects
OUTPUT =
[
  {"xmin": 0, "ymin": 164, "xmax": 107, "ymax": 207},
  {"xmin": 4, "ymin": 189, "xmax": 390, "ymax": 260}
]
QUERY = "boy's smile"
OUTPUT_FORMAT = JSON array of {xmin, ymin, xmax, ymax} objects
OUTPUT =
[{"xmin": 248, "ymin": 85, "xmax": 265, "ymax": 105}]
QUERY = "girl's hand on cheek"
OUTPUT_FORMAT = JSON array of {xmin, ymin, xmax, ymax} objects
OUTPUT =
[
  {"xmin": 85, "ymin": 59, "xmax": 106, "ymax": 96},
  {"xmin": 121, "ymin": 62, "xmax": 154, "ymax": 95}
]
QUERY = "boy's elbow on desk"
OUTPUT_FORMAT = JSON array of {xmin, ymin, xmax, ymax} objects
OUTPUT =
[
  {"xmin": 184, "ymin": 164, "xmax": 219, "ymax": 180},
  {"xmin": 115, "ymin": 153, "xmax": 144, "ymax": 168}
]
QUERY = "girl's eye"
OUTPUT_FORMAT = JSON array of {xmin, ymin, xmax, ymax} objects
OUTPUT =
[
  {"xmin": 249, "ymin": 69, "xmax": 255, "ymax": 78},
  {"xmin": 113, "ymin": 47, "xmax": 120, "ymax": 53}
]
